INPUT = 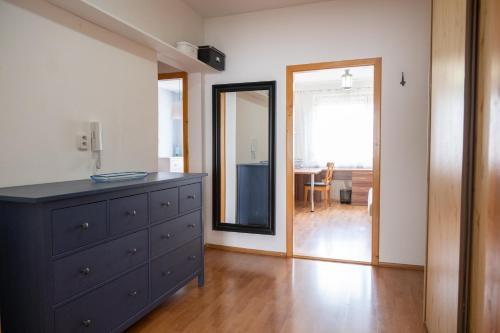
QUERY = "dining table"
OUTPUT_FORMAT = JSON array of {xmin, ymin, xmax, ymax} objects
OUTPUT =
[{"xmin": 294, "ymin": 167, "xmax": 325, "ymax": 212}]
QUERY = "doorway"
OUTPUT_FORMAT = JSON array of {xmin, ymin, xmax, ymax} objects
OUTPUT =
[
  {"xmin": 158, "ymin": 72, "xmax": 189, "ymax": 173},
  {"xmin": 286, "ymin": 58, "xmax": 381, "ymax": 265}
]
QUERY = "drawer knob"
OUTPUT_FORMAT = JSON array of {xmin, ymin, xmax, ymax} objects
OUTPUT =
[
  {"xmin": 80, "ymin": 222, "xmax": 90, "ymax": 230},
  {"xmin": 187, "ymin": 223, "xmax": 196, "ymax": 229},
  {"xmin": 126, "ymin": 210, "xmax": 137, "ymax": 216},
  {"xmin": 129, "ymin": 290, "xmax": 138, "ymax": 297},
  {"xmin": 161, "ymin": 201, "xmax": 171, "ymax": 207},
  {"xmin": 187, "ymin": 194, "xmax": 196, "ymax": 200},
  {"xmin": 162, "ymin": 270, "xmax": 172, "ymax": 277},
  {"xmin": 188, "ymin": 255, "xmax": 197, "ymax": 260},
  {"xmin": 80, "ymin": 267, "xmax": 91, "ymax": 275},
  {"xmin": 128, "ymin": 248, "xmax": 138, "ymax": 255},
  {"xmin": 82, "ymin": 319, "xmax": 92, "ymax": 327},
  {"xmin": 162, "ymin": 233, "xmax": 173, "ymax": 240}
]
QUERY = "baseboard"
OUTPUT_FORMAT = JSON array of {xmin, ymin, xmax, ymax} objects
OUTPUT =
[
  {"xmin": 378, "ymin": 261, "xmax": 424, "ymax": 271},
  {"xmin": 204, "ymin": 245, "xmax": 424, "ymax": 271},
  {"xmin": 293, "ymin": 254, "xmax": 372, "ymax": 266},
  {"xmin": 205, "ymin": 243, "xmax": 286, "ymax": 257}
]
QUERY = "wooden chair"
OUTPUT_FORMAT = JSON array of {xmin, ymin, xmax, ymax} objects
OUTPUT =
[{"xmin": 304, "ymin": 162, "xmax": 334, "ymax": 208}]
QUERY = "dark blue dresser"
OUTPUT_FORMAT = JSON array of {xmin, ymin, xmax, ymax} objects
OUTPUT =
[
  {"xmin": 0, "ymin": 172, "xmax": 206, "ymax": 332},
  {"xmin": 237, "ymin": 163, "xmax": 269, "ymax": 226}
]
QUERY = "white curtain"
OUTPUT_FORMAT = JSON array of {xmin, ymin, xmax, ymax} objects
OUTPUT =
[{"xmin": 294, "ymin": 88, "xmax": 373, "ymax": 168}]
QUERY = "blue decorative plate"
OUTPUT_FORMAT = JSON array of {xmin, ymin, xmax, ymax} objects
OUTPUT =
[{"xmin": 90, "ymin": 172, "xmax": 148, "ymax": 183}]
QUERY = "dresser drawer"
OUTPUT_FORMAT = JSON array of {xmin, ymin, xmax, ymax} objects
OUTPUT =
[
  {"xmin": 351, "ymin": 193, "xmax": 369, "ymax": 205},
  {"xmin": 53, "ymin": 230, "xmax": 148, "ymax": 303},
  {"xmin": 352, "ymin": 171, "xmax": 373, "ymax": 183},
  {"xmin": 352, "ymin": 185, "xmax": 372, "ymax": 194},
  {"xmin": 179, "ymin": 183, "xmax": 201, "ymax": 212},
  {"xmin": 151, "ymin": 210, "xmax": 201, "ymax": 258},
  {"xmin": 151, "ymin": 238, "xmax": 202, "ymax": 300},
  {"xmin": 110, "ymin": 194, "xmax": 148, "ymax": 236},
  {"xmin": 150, "ymin": 187, "xmax": 178, "ymax": 223},
  {"xmin": 52, "ymin": 201, "xmax": 107, "ymax": 255},
  {"xmin": 54, "ymin": 265, "xmax": 148, "ymax": 333}
]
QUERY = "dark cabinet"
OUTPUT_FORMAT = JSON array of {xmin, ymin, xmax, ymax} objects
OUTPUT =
[
  {"xmin": 179, "ymin": 183, "xmax": 202, "ymax": 212},
  {"xmin": 151, "ymin": 238, "xmax": 202, "ymax": 300},
  {"xmin": 0, "ymin": 172, "xmax": 206, "ymax": 333},
  {"xmin": 237, "ymin": 163, "xmax": 269, "ymax": 226},
  {"xmin": 150, "ymin": 187, "xmax": 179, "ymax": 222},
  {"xmin": 54, "ymin": 265, "xmax": 149, "ymax": 333},
  {"xmin": 109, "ymin": 193, "xmax": 148, "ymax": 235},
  {"xmin": 150, "ymin": 210, "xmax": 202, "ymax": 258},
  {"xmin": 53, "ymin": 230, "xmax": 148, "ymax": 303},
  {"xmin": 52, "ymin": 201, "xmax": 108, "ymax": 255}
]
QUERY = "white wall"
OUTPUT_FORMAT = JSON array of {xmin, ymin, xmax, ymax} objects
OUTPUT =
[
  {"xmin": 70, "ymin": 1, "xmax": 205, "ymax": 177},
  {"xmin": 0, "ymin": 0, "xmax": 157, "ymax": 187},
  {"xmin": 87, "ymin": 0, "xmax": 204, "ymax": 46},
  {"xmin": 235, "ymin": 95, "xmax": 268, "ymax": 164},
  {"xmin": 202, "ymin": 0, "xmax": 431, "ymax": 265},
  {"xmin": 187, "ymin": 73, "xmax": 204, "ymax": 173}
]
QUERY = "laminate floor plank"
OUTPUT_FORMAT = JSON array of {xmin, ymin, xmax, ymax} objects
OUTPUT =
[
  {"xmin": 127, "ymin": 249, "xmax": 425, "ymax": 333},
  {"xmin": 294, "ymin": 202, "xmax": 371, "ymax": 262}
]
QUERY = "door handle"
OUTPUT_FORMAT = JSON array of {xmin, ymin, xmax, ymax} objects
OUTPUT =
[
  {"xmin": 80, "ymin": 267, "xmax": 91, "ymax": 275},
  {"xmin": 126, "ymin": 210, "xmax": 137, "ymax": 216}
]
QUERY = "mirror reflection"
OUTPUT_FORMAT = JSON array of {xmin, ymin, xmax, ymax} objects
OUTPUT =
[{"xmin": 219, "ymin": 90, "xmax": 269, "ymax": 226}]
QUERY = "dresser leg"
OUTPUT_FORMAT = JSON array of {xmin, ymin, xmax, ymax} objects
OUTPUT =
[{"xmin": 197, "ymin": 272, "xmax": 205, "ymax": 287}]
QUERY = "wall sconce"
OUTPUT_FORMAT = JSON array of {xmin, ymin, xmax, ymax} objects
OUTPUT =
[{"xmin": 341, "ymin": 69, "xmax": 353, "ymax": 89}]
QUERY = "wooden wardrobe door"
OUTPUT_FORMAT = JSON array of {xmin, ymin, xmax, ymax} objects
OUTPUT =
[
  {"xmin": 469, "ymin": 0, "xmax": 500, "ymax": 330},
  {"xmin": 425, "ymin": 0, "xmax": 470, "ymax": 331}
]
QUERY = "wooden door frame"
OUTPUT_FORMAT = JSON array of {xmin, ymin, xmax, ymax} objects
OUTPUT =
[
  {"xmin": 158, "ymin": 72, "xmax": 189, "ymax": 172},
  {"xmin": 285, "ymin": 58, "xmax": 382, "ymax": 265}
]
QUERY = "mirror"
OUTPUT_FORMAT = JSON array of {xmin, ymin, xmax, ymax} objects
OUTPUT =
[{"xmin": 212, "ymin": 81, "xmax": 276, "ymax": 235}]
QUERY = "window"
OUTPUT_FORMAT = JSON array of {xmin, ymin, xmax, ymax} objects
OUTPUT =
[{"xmin": 294, "ymin": 66, "xmax": 374, "ymax": 168}]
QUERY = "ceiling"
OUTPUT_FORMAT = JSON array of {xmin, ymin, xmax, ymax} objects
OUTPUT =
[
  {"xmin": 182, "ymin": 0, "xmax": 328, "ymax": 18},
  {"xmin": 236, "ymin": 91, "xmax": 269, "ymax": 107},
  {"xmin": 158, "ymin": 62, "xmax": 181, "ymax": 74}
]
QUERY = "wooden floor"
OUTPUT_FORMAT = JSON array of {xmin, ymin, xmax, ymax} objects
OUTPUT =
[
  {"xmin": 127, "ymin": 249, "xmax": 425, "ymax": 333},
  {"xmin": 294, "ymin": 202, "xmax": 372, "ymax": 262}
]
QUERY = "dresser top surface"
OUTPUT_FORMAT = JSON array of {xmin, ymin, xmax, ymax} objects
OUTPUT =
[{"xmin": 0, "ymin": 172, "xmax": 207, "ymax": 203}]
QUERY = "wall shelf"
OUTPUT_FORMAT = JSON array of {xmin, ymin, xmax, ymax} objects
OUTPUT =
[{"xmin": 47, "ymin": 0, "xmax": 220, "ymax": 74}]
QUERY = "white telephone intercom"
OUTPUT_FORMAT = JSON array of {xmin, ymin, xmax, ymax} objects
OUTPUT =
[
  {"xmin": 90, "ymin": 121, "xmax": 103, "ymax": 169},
  {"xmin": 250, "ymin": 139, "xmax": 257, "ymax": 161}
]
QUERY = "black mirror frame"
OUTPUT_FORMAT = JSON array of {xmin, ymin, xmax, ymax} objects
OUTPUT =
[{"xmin": 212, "ymin": 81, "xmax": 276, "ymax": 235}]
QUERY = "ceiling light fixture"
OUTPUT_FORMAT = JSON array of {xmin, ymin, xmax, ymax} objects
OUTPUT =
[{"xmin": 341, "ymin": 69, "xmax": 353, "ymax": 89}]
